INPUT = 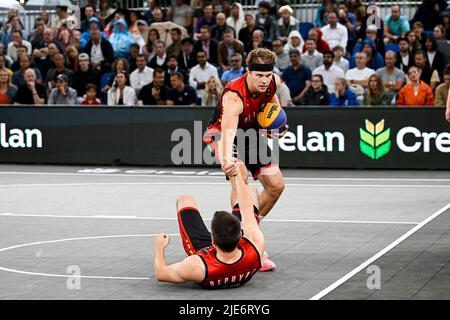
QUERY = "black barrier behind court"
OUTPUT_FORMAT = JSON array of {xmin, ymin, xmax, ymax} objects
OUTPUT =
[{"xmin": 0, "ymin": 106, "xmax": 449, "ymax": 169}]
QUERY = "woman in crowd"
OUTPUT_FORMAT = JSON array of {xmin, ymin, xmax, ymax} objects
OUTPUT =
[
  {"xmin": 127, "ymin": 11, "xmax": 142, "ymax": 38},
  {"xmin": 364, "ymin": 74, "xmax": 392, "ymax": 106},
  {"xmin": 65, "ymin": 45, "xmax": 79, "ymax": 72},
  {"xmin": 100, "ymin": 58, "xmax": 130, "ymax": 104},
  {"xmin": 201, "ymin": 76, "xmax": 223, "ymax": 106},
  {"xmin": 329, "ymin": 77, "xmax": 358, "ymax": 106},
  {"xmin": 143, "ymin": 29, "xmax": 160, "ymax": 62},
  {"xmin": 406, "ymin": 30, "xmax": 422, "ymax": 54},
  {"xmin": 0, "ymin": 69, "xmax": 17, "ymax": 105},
  {"xmin": 300, "ymin": 74, "xmax": 329, "ymax": 106},
  {"xmin": 396, "ymin": 66, "xmax": 434, "ymax": 106},
  {"xmin": 433, "ymin": 25, "xmax": 447, "ymax": 40},
  {"xmin": 107, "ymin": 71, "xmax": 137, "ymax": 106},
  {"xmin": 148, "ymin": 28, "xmax": 161, "ymax": 43}
]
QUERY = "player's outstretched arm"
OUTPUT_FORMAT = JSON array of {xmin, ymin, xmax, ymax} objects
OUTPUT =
[
  {"xmin": 229, "ymin": 168, "xmax": 265, "ymax": 256},
  {"xmin": 154, "ymin": 234, "xmax": 205, "ymax": 283},
  {"xmin": 219, "ymin": 91, "xmax": 243, "ymax": 177}
]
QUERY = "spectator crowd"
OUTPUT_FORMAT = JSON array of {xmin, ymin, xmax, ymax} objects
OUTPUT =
[{"xmin": 1, "ymin": 0, "xmax": 450, "ymax": 107}]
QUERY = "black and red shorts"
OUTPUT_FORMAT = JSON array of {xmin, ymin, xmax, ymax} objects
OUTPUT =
[
  {"xmin": 177, "ymin": 205, "xmax": 260, "ymax": 256},
  {"xmin": 204, "ymin": 127, "xmax": 278, "ymax": 180}
]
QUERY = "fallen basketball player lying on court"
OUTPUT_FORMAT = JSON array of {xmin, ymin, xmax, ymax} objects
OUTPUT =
[{"xmin": 153, "ymin": 160, "xmax": 265, "ymax": 289}]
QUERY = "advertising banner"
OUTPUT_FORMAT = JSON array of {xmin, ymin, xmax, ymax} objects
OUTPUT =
[{"xmin": 0, "ymin": 106, "xmax": 448, "ymax": 169}]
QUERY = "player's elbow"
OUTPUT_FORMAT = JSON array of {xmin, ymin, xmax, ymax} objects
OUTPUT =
[
  {"xmin": 154, "ymin": 266, "xmax": 168, "ymax": 282},
  {"xmin": 154, "ymin": 266, "xmax": 162, "ymax": 281}
]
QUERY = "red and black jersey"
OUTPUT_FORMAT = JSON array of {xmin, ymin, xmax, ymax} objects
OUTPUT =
[
  {"xmin": 207, "ymin": 72, "xmax": 277, "ymax": 133},
  {"xmin": 196, "ymin": 237, "xmax": 261, "ymax": 289}
]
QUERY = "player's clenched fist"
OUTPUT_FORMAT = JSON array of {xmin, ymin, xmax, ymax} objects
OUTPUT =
[{"xmin": 154, "ymin": 234, "xmax": 170, "ymax": 250}]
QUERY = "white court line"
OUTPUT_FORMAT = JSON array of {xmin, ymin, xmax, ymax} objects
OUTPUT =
[
  {"xmin": 0, "ymin": 213, "xmax": 420, "ymax": 225},
  {"xmin": 1, "ymin": 171, "xmax": 450, "ymax": 182},
  {"xmin": 0, "ymin": 234, "xmax": 177, "ymax": 280},
  {"xmin": 309, "ymin": 201, "xmax": 450, "ymax": 300},
  {"xmin": 0, "ymin": 182, "xmax": 450, "ymax": 188}
]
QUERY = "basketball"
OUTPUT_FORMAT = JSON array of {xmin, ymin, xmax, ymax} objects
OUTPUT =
[{"xmin": 257, "ymin": 103, "xmax": 287, "ymax": 133}]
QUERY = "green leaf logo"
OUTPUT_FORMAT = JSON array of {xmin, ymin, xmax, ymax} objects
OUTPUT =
[{"xmin": 360, "ymin": 119, "xmax": 391, "ymax": 159}]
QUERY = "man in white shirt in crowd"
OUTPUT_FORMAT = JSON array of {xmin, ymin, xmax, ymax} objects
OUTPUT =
[
  {"xmin": 301, "ymin": 38, "xmax": 323, "ymax": 71},
  {"xmin": 313, "ymin": 50, "xmax": 345, "ymax": 93},
  {"xmin": 320, "ymin": 10, "xmax": 348, "ymax": 53},
  {"xmin": 130, "ymin": 53, "xmax": 154, "ymax": 95},
  {"xmin": 345, "ymin": 52, "xmax": 375, "ymax": 88},
  {"xmin": 7, "ymin": 30, "xmax": 32, "ymax": 63},
  {"xmin": 189, "ymin": 50, "xmax": 218, "ymax": 99}
]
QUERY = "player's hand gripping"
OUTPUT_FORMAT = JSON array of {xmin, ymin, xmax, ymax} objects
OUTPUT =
[
  {"xmin": 154, "ymin": 234, "xmax": 170, "ymax": 250},
  {"xmin": 221, "ymin": 157, "xmax": 239, "ymax": 177}
]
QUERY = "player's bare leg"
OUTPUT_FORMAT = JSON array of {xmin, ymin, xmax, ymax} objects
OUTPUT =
[
  {"xmin": 257, "ymin": 166, "xmax": 285, "ymax": 217},
  {"xmin": 251, "ymin": 166, "xmax": 284, "ymax": 271}
]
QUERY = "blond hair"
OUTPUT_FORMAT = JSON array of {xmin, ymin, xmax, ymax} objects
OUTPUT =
[
  {"xmin": 246, "ymin": 48, "xmax": 276, "ymax": 66},
  {"xmin": 336, "ymin": 77, "xmax": 347, "ymax": 87},
  {"xmin": 203, "ymin": 76, "xmax": 223, "ymax": 106}
]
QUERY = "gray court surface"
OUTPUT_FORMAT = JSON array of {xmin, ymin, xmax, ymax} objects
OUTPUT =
[{"xmin": 0, "ymin": 164, "xmax": 449, "ymax": 300}]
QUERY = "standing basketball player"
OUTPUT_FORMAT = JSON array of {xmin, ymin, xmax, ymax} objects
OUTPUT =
[
  {"xmin": 154, "ymin": 163, "xmax": 265, "ymax": 289},
  {"xmin": 203, "ymin": 48, "xmax": 287, "ymax": 271}
]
